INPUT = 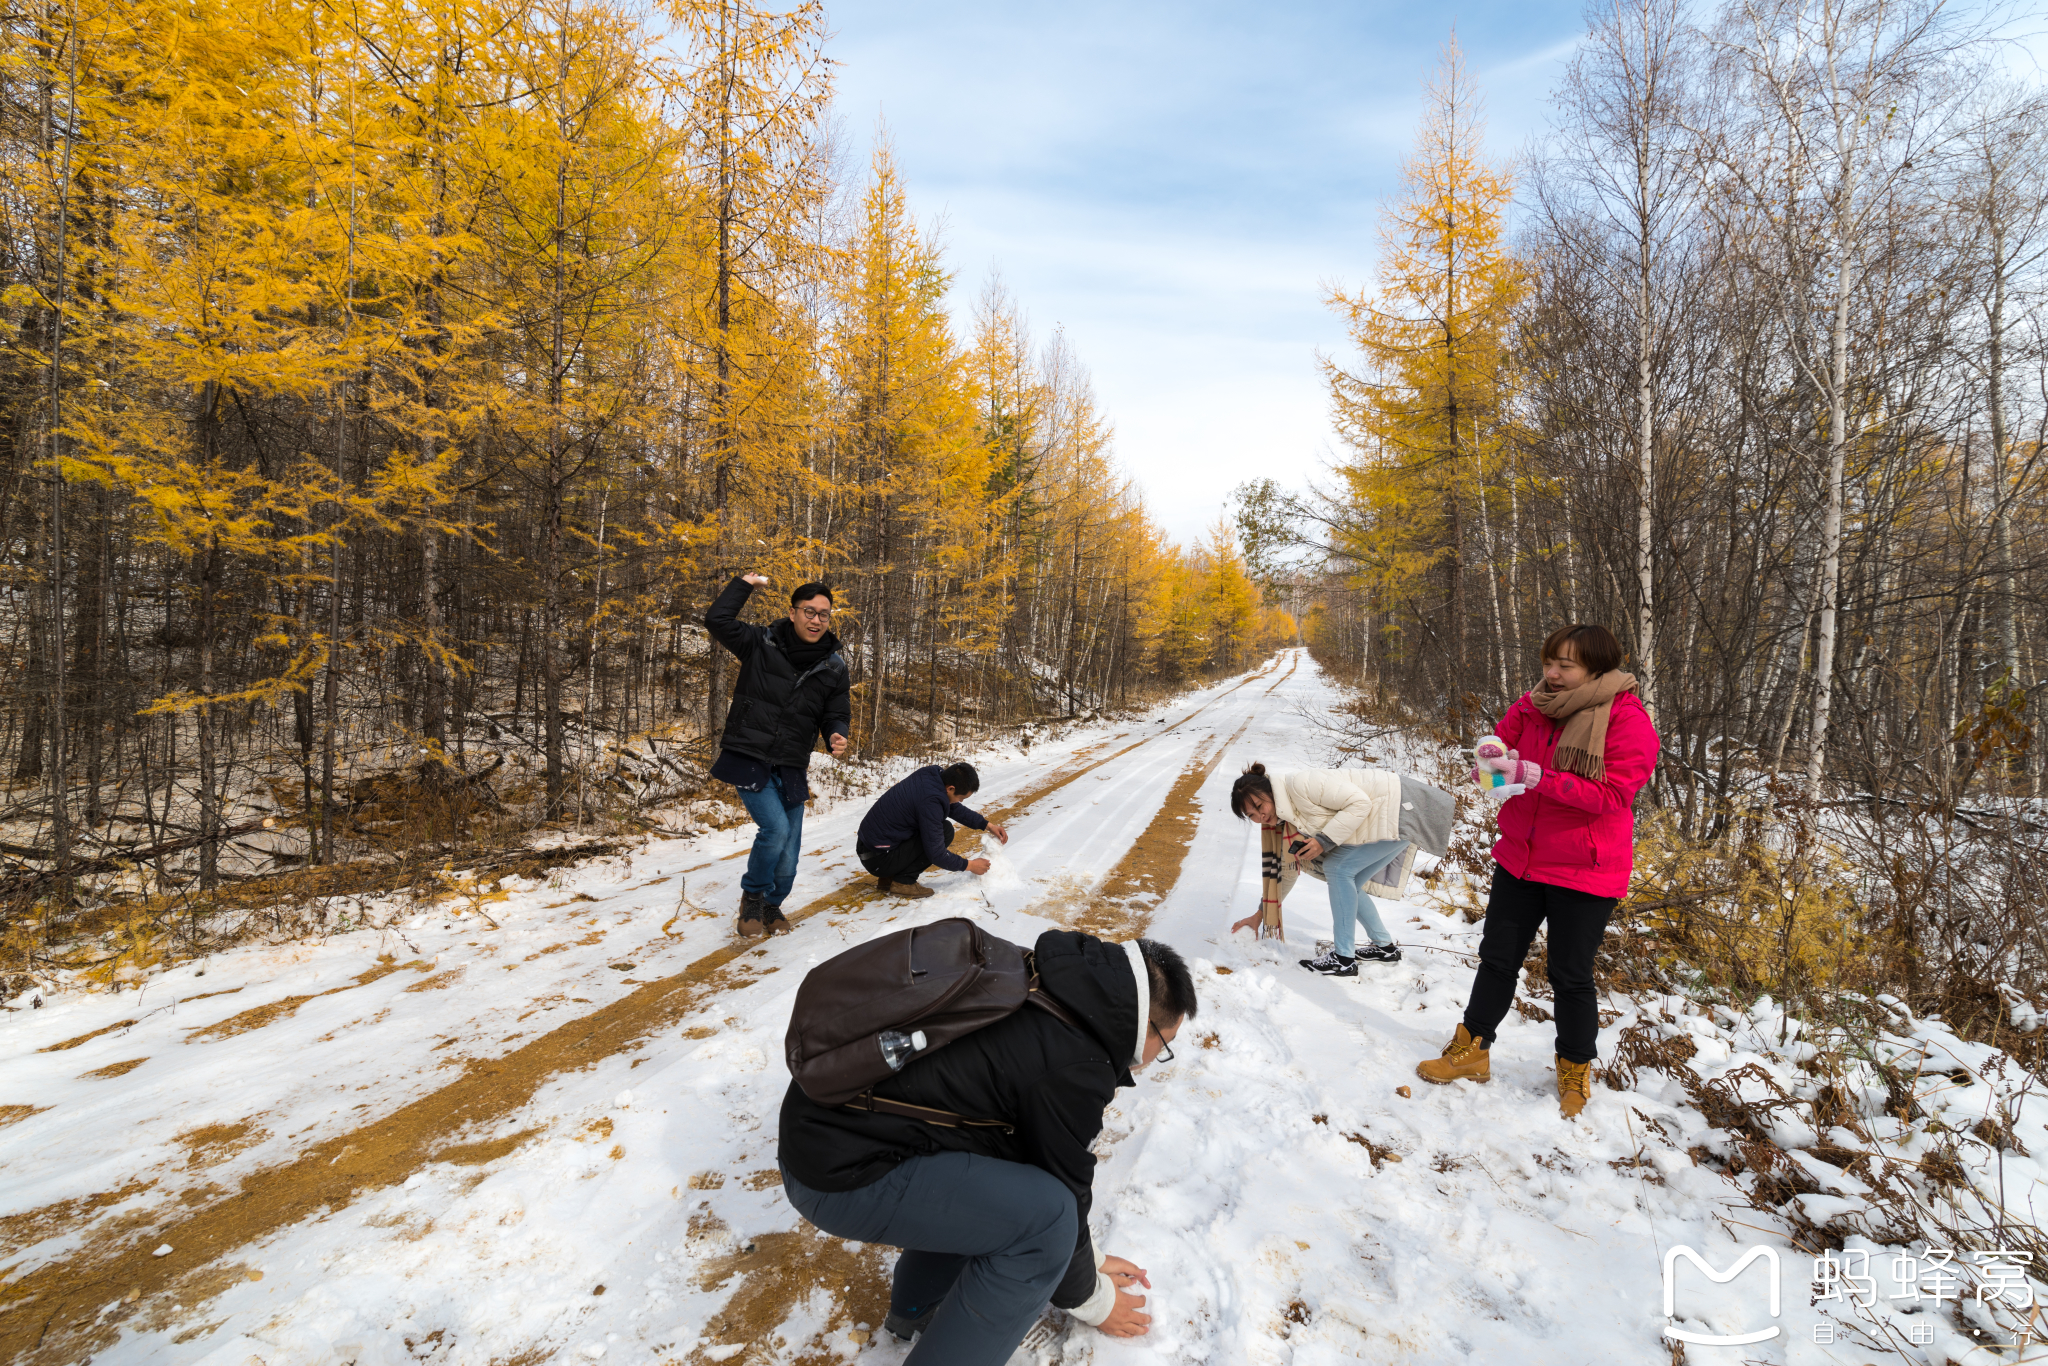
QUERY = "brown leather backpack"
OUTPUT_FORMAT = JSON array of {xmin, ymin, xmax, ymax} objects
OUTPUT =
[{"xmin": 784, "ymin": 917, "xmax": 1077, "ymax": 1131}]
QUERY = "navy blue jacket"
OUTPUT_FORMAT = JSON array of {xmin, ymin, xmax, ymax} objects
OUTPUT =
[{"xmin": 856, "ymin": 765, "xmax": 989, "ymax": 873}]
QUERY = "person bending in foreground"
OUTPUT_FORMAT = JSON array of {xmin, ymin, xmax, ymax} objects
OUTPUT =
[
  {"xmin": 855, "ymin": 761, "xmax": 1009, "ymax": 898},
  {"xmin": 704, "ymin": 573, "xmax": 850, "ymax": 938},
  {"xmin": 1226, "ymin": 763, "xmax": 1454, "ymax": 975},
  {"xmin": 1417, "ymin": 623, "xmax": 1659, "ymax": 1119},
  {"xmin": 778, "ymin": 932, "xmax": 1197, "ymax": 1366}
]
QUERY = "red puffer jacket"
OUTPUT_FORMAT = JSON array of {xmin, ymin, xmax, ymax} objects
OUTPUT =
[{"xmin": 1490, "ymin": 690, "xmax": 1658, "ymax": 899}]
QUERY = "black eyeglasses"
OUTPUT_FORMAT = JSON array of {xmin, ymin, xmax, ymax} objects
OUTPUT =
[
  {"xmin": 795, "ymin": 605, "xmax": 832, "ymax": 623},
  {"xmin": 1149, "ymin": 1020, "xmax": 1175, "ymax": 1064}
]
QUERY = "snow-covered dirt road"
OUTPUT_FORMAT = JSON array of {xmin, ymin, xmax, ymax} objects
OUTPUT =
[{"xmin": 4, "ymin": 648, "xmax": 2039, "ymax": 1365}]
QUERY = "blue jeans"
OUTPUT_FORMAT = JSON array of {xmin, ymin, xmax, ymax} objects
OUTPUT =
[
  {"xmin": 781, "ymin": 1152, "xmax": 1077, "ymax": 1366},
  {"xmin": 738, "ymin": 772, "xmax": 805, "ymax": 907},
  {"xmin": 1321, "ymin": 838, "xmax": 1408, "ymax": 955}
]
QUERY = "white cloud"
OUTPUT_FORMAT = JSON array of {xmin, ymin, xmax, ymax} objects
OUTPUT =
[{"xmin": 827, "ymin": 0, "xmax": 1589, "ymax": 542}]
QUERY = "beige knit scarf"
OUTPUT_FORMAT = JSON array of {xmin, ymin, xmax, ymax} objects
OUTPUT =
[{"xmin": 1531, "ymin": 670, "xmax": 1638, "ymax": 781}]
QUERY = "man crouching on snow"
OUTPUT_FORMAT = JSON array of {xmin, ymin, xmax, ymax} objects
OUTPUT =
[
  {"xmin": 854, "ymin": 760, "xmax": 1009, "ymax": 898},
  {"xmin": 777, "ymin": 931, "xmax": 1196, "ymax": 1365}
]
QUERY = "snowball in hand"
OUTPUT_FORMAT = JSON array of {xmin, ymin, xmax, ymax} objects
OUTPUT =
[{"xmin": 979, "ymin": 847, "xmax": 1024, "ymax": 893}]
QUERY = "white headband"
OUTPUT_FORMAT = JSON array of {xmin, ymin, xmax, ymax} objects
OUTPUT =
[{"xmin": 1121, "ymin": 940, "xmax": 1149, "ymax": 1068}]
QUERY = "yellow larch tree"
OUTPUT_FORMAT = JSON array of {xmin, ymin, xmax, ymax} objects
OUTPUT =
[
  {"xmin": 1324, "ymin": 32, "xmax": 1527, "ymax": 719},
  {"xmin": 831, "ymin": 140, "xmax": 982, "ymax": 747}
]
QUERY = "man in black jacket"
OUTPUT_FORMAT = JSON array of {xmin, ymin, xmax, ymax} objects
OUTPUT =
[
  {"xmin": 855, "ymin": 762, "xmax": 1010, "ymax": 898},
  {"xmin": 705, "ymin": 574, "xmax": 851, "ymax": 937},
  {"xmin": 779, "ymin": 930, "xmax": 1198, "ymax": 1365}
]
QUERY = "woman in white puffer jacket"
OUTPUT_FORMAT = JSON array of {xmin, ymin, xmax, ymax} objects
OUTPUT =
[{"xmin": 1227, "ymin": 762, "xmax": 1412, "ymax": 976}]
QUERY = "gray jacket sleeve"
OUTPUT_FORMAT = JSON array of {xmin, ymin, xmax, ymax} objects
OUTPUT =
[{"xmin": 1397, "ymin": 776, "xmax": 1456, "ymax": 857}]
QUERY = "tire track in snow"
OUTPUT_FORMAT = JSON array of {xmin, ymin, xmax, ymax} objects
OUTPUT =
[
  {"xmin": 1068, "ymin": 712, "xmax": 1258, "ymax": 940},
  {"xmin": 1064, "ymin": 654, "xmax": 1292, "ymax": 938},
  {"xmin": 683, "ymin": 656, "xmax": 1288, "ymax": 932},
  {"xmin": 0, "ymin": 658, "xmax": 1289, "ymax": 1365}
]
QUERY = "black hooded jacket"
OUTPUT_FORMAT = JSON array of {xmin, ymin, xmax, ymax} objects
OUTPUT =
[
  {"xmin": 778, "ymin": 929, "xmax": 1139, "ymax": 1311},
  {"xmin": 704, "ymin": 577, "xmax": 851, "ymax": 780}
]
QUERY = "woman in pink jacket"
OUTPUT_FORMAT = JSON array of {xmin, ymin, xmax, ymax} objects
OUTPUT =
[{"xmin": 1415, "ymin": 623, "xmax": 1658, "ymax": 1118}]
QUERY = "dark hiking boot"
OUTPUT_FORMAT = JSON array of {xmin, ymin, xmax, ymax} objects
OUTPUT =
[
  {"xmin": 761, "ymin": 906, "xmax": 793, "ymax": 936},
  {"xmin": 1355, "ymin": 941, "xmax": 1403, "ymax": 964},
  {"xmin": 1298, "ymin": 950, "xmax": 1357, "ymax": 977},
  {"xmin": 879, "ymin": 878, "xmax": 934, "ymax": 899},
  {"xmin": 883, "ymin": 1304, "xmax": 936, "ymax": 1341},
  {"xmin": 1416, "ymin": 1024, "xmax": 1491, "ymax": 1085},
  {"xmin": 736, "ymin": 890, "xmax": 766, "ymax": 937}
]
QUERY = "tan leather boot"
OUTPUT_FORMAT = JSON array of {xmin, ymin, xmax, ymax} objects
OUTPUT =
[
  {"xmin": 1415, "ymin": 1024, "xmax": 1490, "ymax": 1084},
  {"xmin": 1557, "ymin": 1056, "xmax": 1594, "ymax": 1118},
  {"xmin": 880, "ymin": 879, "xmax": 934, "ymax": 899}
]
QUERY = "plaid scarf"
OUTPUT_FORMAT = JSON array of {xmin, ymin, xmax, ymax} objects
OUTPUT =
[{"xmin": 1257, "ymin": 819, "xmax": 1297, "ymax": 938}]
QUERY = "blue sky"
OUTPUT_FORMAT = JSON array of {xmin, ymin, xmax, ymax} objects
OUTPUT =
[{"xmin": 822, "ymin": 0, "xmax": 1590, "ymax": 544}]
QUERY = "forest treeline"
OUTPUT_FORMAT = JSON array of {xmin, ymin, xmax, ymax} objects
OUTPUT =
[
  {"xmin": 0, "ymin": 0, "xmax": 1290, "ymax": 902},
  {"xmin": 1243, "ymin": 5, "xmax": 2048, "ymax": 1023},
  {"xmin": 1248, "ymin": 3, "xmax": 2046, "ymax": 817}
]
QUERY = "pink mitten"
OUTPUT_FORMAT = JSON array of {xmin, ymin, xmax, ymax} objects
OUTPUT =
[
  {"xmin": 1487, "ymin": 749, "xmax": 1543, "ymax": 789},
  {"xmin": 1471, "ymin": 737, "xmax": 1511, "ymax": 791}
]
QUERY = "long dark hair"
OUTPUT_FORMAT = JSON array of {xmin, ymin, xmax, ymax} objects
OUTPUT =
[{"xmin": 1229, "ymin": 762, "xmax": 1274, "ymax": 820}]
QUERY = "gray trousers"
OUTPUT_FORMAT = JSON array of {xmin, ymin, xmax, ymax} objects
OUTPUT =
[{"xmin": 780, "ymin": 1151, "xmax": 1078, "ymax": 1366}]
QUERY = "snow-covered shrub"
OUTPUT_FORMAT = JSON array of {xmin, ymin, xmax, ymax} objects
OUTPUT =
[{"xmin": 1625, "ymin": 804, "xmax": 1881, "ymax": 1006}]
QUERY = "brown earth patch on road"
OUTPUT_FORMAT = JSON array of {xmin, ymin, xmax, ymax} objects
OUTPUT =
[
  {"xmin": 79, "ymin": 1058, "xmax": 148, "ymax": 1080},
  {"xmin": 186, "ymin": 995, "xmax": 322, "ymax": 1043},
  {"xmin": 979, "ymin": 659, "xmax": 1277, "ymax": 827},
  {"xmin": 685, "ymin": 1225, "xmax": 890, "ymax": 1366},
  {"xmin": 1070, "ymin": 712, "xmax": 1260, "ymax": 939},
  {"xmin": 0, "ymin": 1178, "xmax": 156, "ymax": 1260},
  {"xmin": 1066, "ymin": 654, "xmax": 1292, "ymax": 938},
  {"xmin": 183, "ymin": 959, "xmax": 429, "ymax": 1042},
  {"xmin": 436, "ymin": 1126, "xmax": 544, "ymax": 1167},
  {"xmin": 35, "ymin": 1020, "xmax": 138, "ymax": 1053},
  {"xmin": 176, "ymin": 1121, "xmax": 270, "ymax": 1170},
  {"xmin": 0, "ymin": 1103, "xmax": 50, "ymax": 1128}
]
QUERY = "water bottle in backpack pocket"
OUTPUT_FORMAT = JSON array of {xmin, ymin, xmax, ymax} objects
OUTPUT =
[
  {"xmin": 783, "ymin": 917, "xmax": 1078, "ymax": 1125},
  {"xmin": 877, "ymin": 1029, "xmax": 927, "ymax": 1071}
]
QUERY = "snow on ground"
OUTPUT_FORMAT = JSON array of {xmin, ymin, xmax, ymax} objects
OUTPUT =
[{"xmin": 3, "ymin": 649, "xmax": 2044, "ymax": 1365}]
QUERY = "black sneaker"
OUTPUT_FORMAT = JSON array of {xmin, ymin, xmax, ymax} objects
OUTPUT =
[
  {"xmin": 884, "ymin": 1304, "xmax": 936, "ymax": 1341},
  {"xmin": 761, "ymin": 906, "xmax": 792, "ymax": 936},
  {"xmin": 1299, "ymin": 951, "xmax": 1358, "ymax": 977},
  {"xmin": 736, "ymin": 890, "xmax": 765, "ymax": 937},
  {"xmin": 1355, "ymin": 942, "xmax": 1403, "ymax": 963}
]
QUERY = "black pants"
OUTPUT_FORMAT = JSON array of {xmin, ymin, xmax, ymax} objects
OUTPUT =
[
  {"xmin": 856, "ymin": 822, "xmax": 953, "ymax": 883},
  {"xmin": 1462, "ymin": 865, "xmax": 1617, "ymax": 1064}
]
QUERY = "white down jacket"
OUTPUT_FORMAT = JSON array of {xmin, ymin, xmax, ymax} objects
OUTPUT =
[{"xmin": 1270, "ymin": 768, "xmax": 1403, "ymax": 848}]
